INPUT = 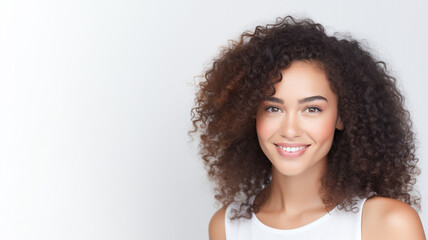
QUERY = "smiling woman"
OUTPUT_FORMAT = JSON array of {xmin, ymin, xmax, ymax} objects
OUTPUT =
[{"xmin": 190, "ymin": 16, "xmax": 425, "ymax": 239}]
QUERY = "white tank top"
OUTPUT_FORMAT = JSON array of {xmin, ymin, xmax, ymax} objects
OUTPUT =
[{"xmin": 225, "ymin": 198, "xmax": 367, "ymax": 240}]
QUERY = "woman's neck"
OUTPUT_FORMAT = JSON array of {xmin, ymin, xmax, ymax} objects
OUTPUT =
[{"xmin": 260, "ymin": 160, "xmax": 328, "ymax": 214}]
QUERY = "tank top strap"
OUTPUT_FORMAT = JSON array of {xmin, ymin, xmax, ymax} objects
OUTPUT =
[{"xmin": 355, "ymin": 198, "xmax": 368, "ymax": 240}]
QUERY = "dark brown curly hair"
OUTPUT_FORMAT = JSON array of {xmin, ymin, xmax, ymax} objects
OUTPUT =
[{"xmin": 190, "ymin": 16, "xmax": 420, "ymax": 219}]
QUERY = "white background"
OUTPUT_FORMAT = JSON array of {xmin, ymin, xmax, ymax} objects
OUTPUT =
[{"xmin": 0, "ymin": 0, "xmax": 427, "ymax": 239}]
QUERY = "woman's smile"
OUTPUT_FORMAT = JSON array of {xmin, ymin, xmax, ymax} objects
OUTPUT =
[{"xmin": 275, "ymin": 143, "xmax": 310, "ymax": 158}]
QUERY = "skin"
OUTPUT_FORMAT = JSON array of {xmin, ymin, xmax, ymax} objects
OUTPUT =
[{"xmin": 209, "ymin": 61, "xmax": 426, "ymax": 240}]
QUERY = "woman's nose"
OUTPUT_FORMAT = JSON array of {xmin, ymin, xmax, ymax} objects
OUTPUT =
[{"xmin": 280, "ymin": 113, "xmax": 302, "ymax": 139}]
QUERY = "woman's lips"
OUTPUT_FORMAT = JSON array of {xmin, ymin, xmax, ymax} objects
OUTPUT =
[{"xmin": 274, "ymin": 143, "xmax": 310, "ymax": 158}]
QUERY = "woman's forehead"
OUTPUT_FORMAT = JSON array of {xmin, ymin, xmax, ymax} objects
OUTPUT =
[{"xmin": 270, "ymin": 61, "xmax": 337, "ymax": 101}]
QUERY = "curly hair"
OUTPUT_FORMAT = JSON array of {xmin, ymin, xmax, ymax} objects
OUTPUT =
[{"xmin": 190, "ymin": 16, "xmax": 420, "ymax": 219}]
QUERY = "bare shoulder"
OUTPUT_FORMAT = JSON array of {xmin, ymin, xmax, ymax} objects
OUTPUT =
[
  {"xmin": 209, "ymin": 206, "xmax": 227, "ymax": 240},
  {"xmin": 362, "ymin": 197, "xmax": 426, "ymax": 240}
]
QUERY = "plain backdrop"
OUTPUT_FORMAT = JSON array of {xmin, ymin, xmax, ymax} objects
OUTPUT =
[{"xmin": 0, "ymin": 0, "xmax": 427, "ymax": 239}]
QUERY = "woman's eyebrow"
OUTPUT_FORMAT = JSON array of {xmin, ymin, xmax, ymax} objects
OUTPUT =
[
  {"xmin": 265, "ymin": 97, "xmax": 284, "ymax": 104},
  {"xmin": 265, "ymin": 96, "xmax": 327, "ymax": 104},
  {"xmin": 298, "ymin": 95, "xmax": 328, "ymax": 104}
]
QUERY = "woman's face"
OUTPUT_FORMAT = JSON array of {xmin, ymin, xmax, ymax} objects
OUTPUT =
[{"xmin": 256, "ymin": 61, "xmax": 343, "ymax": 177}]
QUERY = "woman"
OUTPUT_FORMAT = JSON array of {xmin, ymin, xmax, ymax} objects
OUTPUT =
[{"xmin": 191, "ymin": 16, "xmax": 425, "ymax": 239}]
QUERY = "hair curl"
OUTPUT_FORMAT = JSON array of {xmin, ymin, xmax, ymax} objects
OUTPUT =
[{"xmin": 191, "ymin": 16, "xmax": 420, "ymax": 219}]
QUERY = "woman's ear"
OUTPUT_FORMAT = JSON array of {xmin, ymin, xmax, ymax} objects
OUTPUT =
[{"xmin": 336, "ymin": 116, "xmax": 344, "ymax": 130}]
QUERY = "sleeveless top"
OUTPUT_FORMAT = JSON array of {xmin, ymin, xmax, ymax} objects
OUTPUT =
[{"xmin": 225, "ymin": 198, "xmax": 367, "ymax": 240}]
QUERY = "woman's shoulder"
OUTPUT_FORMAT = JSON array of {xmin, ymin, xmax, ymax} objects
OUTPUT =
[
  {"xmin": 209, "ymin": 206, "xmax": 227, "ymax": 240},
  {"xmin": 362, "ymin": 196, "xmax": 425, "ymax": 240}
]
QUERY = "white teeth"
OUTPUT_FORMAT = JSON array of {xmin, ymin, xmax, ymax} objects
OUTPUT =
[{"xmin": 278, "ymin": 145, "xmax": 307, "ymax": 152}]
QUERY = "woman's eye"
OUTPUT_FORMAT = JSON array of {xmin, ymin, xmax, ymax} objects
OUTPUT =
[
  {"xmin": 305, "ymin": 107, "xmax": 321, "ymax": 113},
  {"xmin": 265, "ymin": 106, "xmax": 281, "ymax": 113}
]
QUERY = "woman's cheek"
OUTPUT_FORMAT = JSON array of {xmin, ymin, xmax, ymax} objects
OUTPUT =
[
  {"xmin": 256, "ymin": 115, "xmax": 278, "ymax": 140},
  {"xmin": 307, "ymin": 116, "xmax": 337, "ymax": 142}
]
